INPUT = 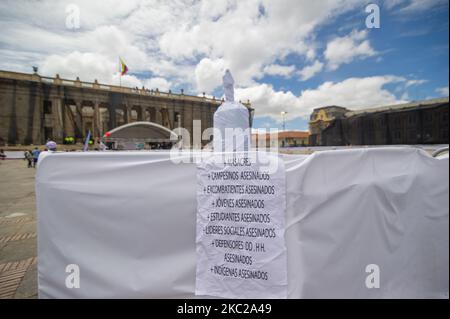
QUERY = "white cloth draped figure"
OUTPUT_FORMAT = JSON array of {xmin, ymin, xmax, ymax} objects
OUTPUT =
[{"xmin": 213, "ymin": 70, "xmax": 250, "ymax": 152}]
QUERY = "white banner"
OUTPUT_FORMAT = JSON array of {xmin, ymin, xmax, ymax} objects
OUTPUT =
[
  {"xmin": 36, "ymin": 149, "xmax": 448, "ymax": 298},
  {"xmin": 195, "ymin": 153, "xmax": 287, "ymax": 298}
]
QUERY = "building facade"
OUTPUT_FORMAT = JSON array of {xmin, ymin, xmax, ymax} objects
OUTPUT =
[
  {"xmin": 309, "ymin": 98, "xmax": 449, "ymax": 146},
  {"xmin": 252, "ymin": 130, "xmax": 310, "ymax": 148},
  {"xmin": 0, "ymin": 70, "xmax": 253, "ymax": 147}
]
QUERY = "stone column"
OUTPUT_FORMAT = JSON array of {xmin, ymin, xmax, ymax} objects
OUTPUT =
[
  {"xmin": 75, "ymin": 101, "xmax": 83, "ymax": 139},
  {"xmin": 125, "ymin": 105, "xmax": 131, "ymax": 124},
  {"xmin": 94, "ymin": 101, "xmax": 100, "ymax": 143},
  {"xmin": 52, "ymin": 98, "xmax": 64, "ymax": 143},
  {"xmin": 192, "ymin": 105, "xmax": 202, "ymax": 149},
  {"xmin": 141, "ymin": 106, "xmax": 148, "ymax": 122},
  {"xmin": 149, "ymin": 107, "xmax": 156, "ymax": 123},
  {"xmin": 32, "ymin": 94, "xmax": 42, "ymax": 145},
  {"xmin": 155, "ymin": 107, "xmax": 162, "ymax": 125},
  {"xmin": 167, "ymin": 107, "xmax": 174, "ymax": 129},
  {"xmin": 136, "ymin": 106, "xmax": 143, "ymax": 121},
  {"xmin": 160, "ymin": 108, "xmax": 171, "ymax": 128},
  {"xmin": 62, "ymin": 101, "xmax": 74, "ymax": 139},
  {"xmin": 183, "ymin": 103, "xmax": 193, "ymax": 147}
]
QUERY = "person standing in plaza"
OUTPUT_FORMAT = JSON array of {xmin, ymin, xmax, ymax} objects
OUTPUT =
[
  {"xmin": 24, "ymin": 150, "xmax": 33, "ymax": 168},
  {"xmin": 31, "ymin": 147, "xmax": 40, "ymax": 168},
  {"xmin": 0, "ymin": 149, "xmax": 6, "ymax": 164}
]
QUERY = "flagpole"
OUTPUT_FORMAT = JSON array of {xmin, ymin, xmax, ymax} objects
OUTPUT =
[{"xmin": 119, "ymin": 57, "xmax": 122, "ymax": 89}]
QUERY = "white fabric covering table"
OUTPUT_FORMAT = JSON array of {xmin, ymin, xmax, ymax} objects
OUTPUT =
[{"xmin": 36, "ymin": 147, "xmax": 449, "ymax": 298}]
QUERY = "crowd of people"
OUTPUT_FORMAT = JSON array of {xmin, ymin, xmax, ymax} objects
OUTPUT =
[
  {"xmin": 1, "ymin": 139, "xmax": 176, "ymax": 168},
  {"xmin": 21, "ymin": 141, "xmax": 57, "ymax": 168},
  {"xmin": 23, "ymin": 148, "xmax": 41, "ymax": 168}
]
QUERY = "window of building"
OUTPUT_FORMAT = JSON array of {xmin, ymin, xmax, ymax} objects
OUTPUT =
[
  {"xmin": 375, "ymin": 118, "xmax": 382, "ymax": 128},
  {"xmin": 424, "ymin": 129, "xmax": 432, "ymax": 140},
  {"xmin": 43, "ymin": 100, "xmax": 52, "ymax": 114},
  {"xmin": 130, "ymin": 109, "xmax": 138, "ymax": 122}
]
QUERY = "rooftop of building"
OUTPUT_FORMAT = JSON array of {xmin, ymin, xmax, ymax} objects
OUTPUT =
[
  {"xmin": 0, "ymin": 69, "xmax": 251, "ymax": 107},
  {"xmin": 345, "ymin": 97, "xmax": 449, "ymax": 117},
  {"xmin": 312, "ymin": 105, "xmax": 349, "ymax": 112}
]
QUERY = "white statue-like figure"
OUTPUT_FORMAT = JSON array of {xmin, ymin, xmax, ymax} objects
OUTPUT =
[
  {"xmin": 223, "ymin": 69, "xmax": 235, "ymax": 102},
  {"xmin": 213, "ymin": 70, "xmax": 250, "ymax": 152}
]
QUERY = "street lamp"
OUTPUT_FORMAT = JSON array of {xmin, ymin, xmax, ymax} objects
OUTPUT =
[
  {"xmin": 281, "ymin": 111, "xmax": 288, "ymax": 147},
  {"xmin": 281, "ymin": 111, "xmax": 287, "ymax": 131}
]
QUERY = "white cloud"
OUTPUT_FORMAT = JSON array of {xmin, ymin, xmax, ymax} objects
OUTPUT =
[
  {"xmin": 144, "ymin": 77, "xmax": 172, "ymax": 92},
  {"xmin": 436, "ymin": 86, "xmax": 449, "ymax": 96},
  {"xmin": 40, "ymin": 51, "xmax": 117, "ymax": 83},
  {"xmin": 263, "ymin": 64, "xmax": 295, "ymax": 78},
  {"xmin": 1, "ymin": 0, "xmax": 439, "ymax": 123},
  {"xmin": 401, "ymin": 92, "xmax": 410, "ymax": 100},
  {"xmin": 40, "ymin": 50, "xmax": 174, "ymax": 91},
  {"xmin": 396, "ymin": 0, "xmax": 447, "ymax": 13},
  {"xmin": 385, "ymin": 0, "xmax": 406, "ymax": 10},
  {"xmin": 298, "ymin": 60, "xmax": 324, "ymax": 81},
  {"xmin": 405, "ymin": 79, "xmax": 427, "ymax": 87},
  {"xmin": 305, "ymin": 48, "xmax": 316, "ymax": 61},
  {"xmin": 236, "ymin": 75, "xmax": 406, "ymax": 120},
  {"xmin": 324, "ymin": 30, "xmax": 377, "ymax": 71},
  {"xmin": 152, "ymin": 0, "xmax": 362, "ymax": 85},
  {"xmin": 112, "ymin": 73, "xmax": 143, "ymax": 88},
  {"xmin": 194, "ymin": 58, "xmax": 227, "ymax": 93},
  {"xmin": 0, "ymin": 0, "xmax": 369, "ymax": 91}
]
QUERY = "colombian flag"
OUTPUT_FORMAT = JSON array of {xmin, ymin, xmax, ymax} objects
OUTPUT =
[{"xmin": 120, "ymin": 57, "xmax": 128, "ymax": 76}]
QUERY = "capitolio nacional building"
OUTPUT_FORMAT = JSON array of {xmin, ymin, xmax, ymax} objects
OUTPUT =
[{"xmin": 0, "ymin": 69, "xmax": 253, "ymax": 146}]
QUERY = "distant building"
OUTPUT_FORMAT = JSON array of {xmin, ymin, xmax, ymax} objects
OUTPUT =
[
  {"xmin": 0, "ymin": 69, "xmax": 253, "ymax": 146},
  {"xmin": 252, "ymin": 130, "xmax": 309, "ymax": 148},
  {"xmin": 309, "ymin": 98, "xmax": 449, "ymax": 146}
]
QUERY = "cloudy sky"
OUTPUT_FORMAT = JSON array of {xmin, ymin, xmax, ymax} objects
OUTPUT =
[{"xmin": 0, "ymin": 0, "xmax": 448, "ymax": 130}]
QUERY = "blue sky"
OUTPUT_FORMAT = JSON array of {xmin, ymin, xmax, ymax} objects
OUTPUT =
[
  {"xmin": 250, "ymin": 1, "xmax": 449, "ymax": 130},
  {"xmin": 0, "ymin": 0, "xmax": 448, "ymax": 131}
]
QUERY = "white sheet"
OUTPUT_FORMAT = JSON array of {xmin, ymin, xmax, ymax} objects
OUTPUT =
[{"xmin": 36, "ymin": 148, "xmax": 449, "ymax": 298}]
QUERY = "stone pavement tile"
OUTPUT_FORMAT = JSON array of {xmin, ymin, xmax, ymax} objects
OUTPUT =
[
  {"xmin": 0, "ymin": 216, "xmax": 33, "ymax": 225},
  {"xmin": 0, "ymin": 239, "xmax": 37, "ymax": 264},
  {"xmin": 0, "ymin": 207, "xmax": 14, "ymax": 218},
  {"xmin": 14, "ymin": 263, "xmax": 38, "ymax": 299},
  {"xmin": 0, "ymin": 268, "xmax": 28, "ymax": 298},
  {"xmin": 18, "ymin": 221, "xmax": 37, "ymax": 234},
  {"xmin": 0, "ymin": 257, "xmax": 37, "ymax": 299},
  {"xmin": 0, "ymin": 232, "xmax": 37, "ymax": 244},
  {"xmin": 0, "ymin": 161, "xmax": 38, "ymax": 299},
  {"xmin": 0, "ymin": 224, "xmax": 23, "ymax": 238},
  {"xmin": 8, "ymin": 198, "xmax": 36, "ymax": 212}
]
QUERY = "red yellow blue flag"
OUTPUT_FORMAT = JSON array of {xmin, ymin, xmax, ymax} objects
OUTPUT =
[{"xmin": 119, "ymin": 57, "xmax": 128, "ymax": 76}]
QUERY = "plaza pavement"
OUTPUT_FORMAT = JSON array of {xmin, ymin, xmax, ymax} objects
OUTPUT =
[{"xmin": 0, "ymin": 159, "xmax": 37, "ymax": 299}]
